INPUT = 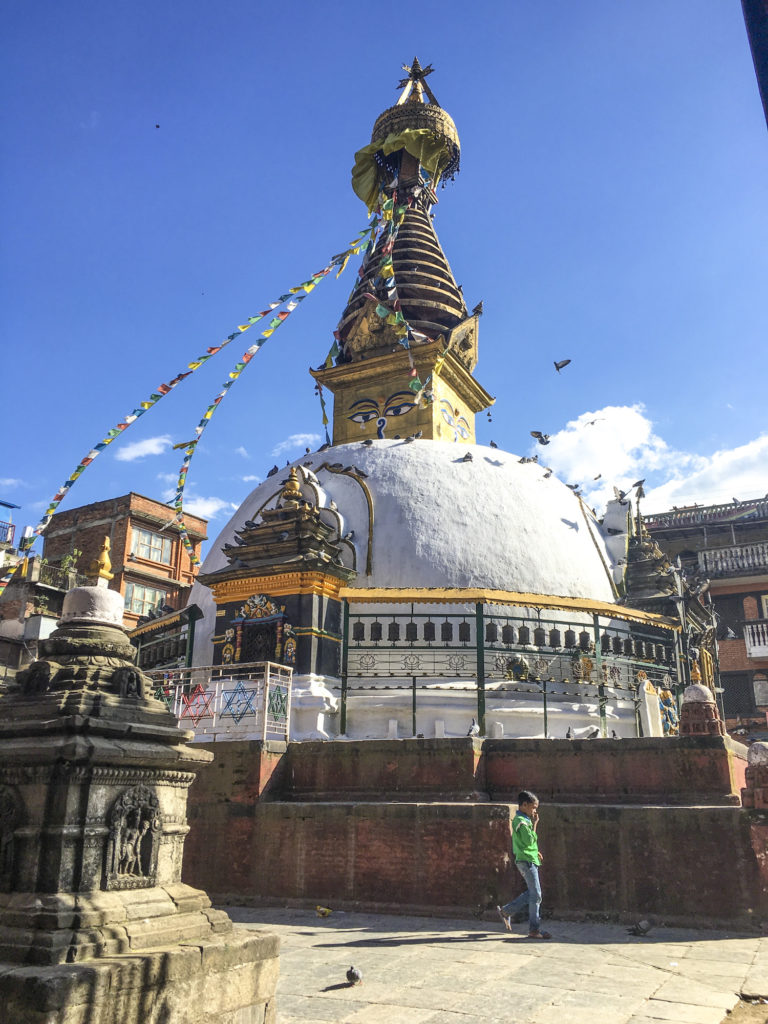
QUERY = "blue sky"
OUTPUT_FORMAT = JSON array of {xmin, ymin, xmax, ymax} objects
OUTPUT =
[{"xmin": 3, "ymin": 1, "xmax": 767, "ymax": 556}]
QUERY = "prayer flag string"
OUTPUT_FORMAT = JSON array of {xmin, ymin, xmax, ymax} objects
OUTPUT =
[{"xmin": 17, "ymin": 222, "xmax": 378, "ymax": 559}]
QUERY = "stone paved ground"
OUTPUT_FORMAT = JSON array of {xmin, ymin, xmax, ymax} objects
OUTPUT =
[{"xmin": 229, "ymin": 907, "xmax": 768, "ymax": 1024}]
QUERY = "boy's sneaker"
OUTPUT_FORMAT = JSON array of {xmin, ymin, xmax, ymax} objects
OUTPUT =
[{"xmin": 496, "ymin": 906, "xmax": 511, "ymax": 931}]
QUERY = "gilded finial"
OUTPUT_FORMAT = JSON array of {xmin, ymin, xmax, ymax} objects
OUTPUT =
[
  {"xmin": 396, "ymin": 57, "xmax": 440, "ymax": 106},
  {"xmin": 279, "ymin": 468, "xmax": 303, "ymax": 508},
  {"xmin": 87, "ymin": 535, "xmax": 114, "ymax": 583}
]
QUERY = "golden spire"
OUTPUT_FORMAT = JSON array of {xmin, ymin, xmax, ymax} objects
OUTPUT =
[
  {"xmin": 87, "ymin": 535, "xmax": 114, "ymax": 583},
  {"xmin": 279, "ymin": 468, "xmax": 303, "ymax": 509},
  {"xmin": 396, "ymin": 57, "xmax": 439, "ymax": 106}
]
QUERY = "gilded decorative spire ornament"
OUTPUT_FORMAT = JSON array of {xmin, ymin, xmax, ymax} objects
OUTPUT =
[
  {"xmin": 279, "ymin": 467, "xmax": 303, "ymax": 508},
  {"xmin": 87, "ymin": 535, "xmax": 114, "ymax": 582},
  {"xmin": 310, "ymin": 61, "xmax": 494, "ymax": 446}
]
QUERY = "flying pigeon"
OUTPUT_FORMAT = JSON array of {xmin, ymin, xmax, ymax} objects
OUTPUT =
[
  {"xmin": 593, "ymin": 474, "xmax": 602, "ymax": 480},
  {"xmin": 627, "ymin": 920, "xmax": 652, "ymax": 936},
  {"xmin": 267, "ymin": 465, "xmax": 279, "ymax": 478},
  {"xmin": 554, "ymin": 359, "xmax": 571, "ymax": 373},
  {"xmin": 632, "ymin": 479, "xmax": 645, "ymax": 488},
  {"xmin": 489, "ymin": 441, "xmax": 498, "ymax": 448},
  {"xmin": 467, "ymin": 718, "xmax": 480, "ymax": 736},
  {"xmin": 346, "ymin": 966, "xmax": 363, "ymax": 986},
  {"xmin": 530, "ymin": 431, "xmax": 550, "ymax": 445}
]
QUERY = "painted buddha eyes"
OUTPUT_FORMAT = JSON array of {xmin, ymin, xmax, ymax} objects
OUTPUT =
[
  {"xmin": 348, "ymin": 392, "xmax": 416, "ymax": 431},
  {"xmin": 440, "ymin": 399, "xmax": 469, "ymax": 441}
]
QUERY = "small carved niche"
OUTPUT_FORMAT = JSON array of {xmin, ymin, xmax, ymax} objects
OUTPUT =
[
  {"xmin": 104, "ymin": 785, "xmax": 162, "ymax": 890},
  {"xmin": 0, "ymin": 786, "xmax": 21, "ymax": 892}
]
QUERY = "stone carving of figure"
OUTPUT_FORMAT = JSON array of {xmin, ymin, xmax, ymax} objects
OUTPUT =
[
  {"xmin": 112, "ymin": 666, "xmax": 144, "ymax": 699},
  {"xmin": 118, "ymin": 812, "xmax": 150, "ymax": 876}
]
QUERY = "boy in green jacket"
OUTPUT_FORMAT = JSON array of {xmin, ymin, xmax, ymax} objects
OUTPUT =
[{"xmin": 497, "ymin": 790, "xmax": 551, "ymax": 939}]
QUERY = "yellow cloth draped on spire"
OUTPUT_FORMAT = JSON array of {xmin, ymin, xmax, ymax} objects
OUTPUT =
[{"xmin": 351, "ymin": 128, "xmax": 454, "ymax": 211}]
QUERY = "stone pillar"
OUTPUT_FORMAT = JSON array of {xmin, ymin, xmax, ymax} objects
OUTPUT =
[
  {"xmin": 678, "ymin": 683, "xmax": 725, "ymax": 737},
  {"xmin": 0, "ymin": 584, "xmax": 279, "ymax": 1023}
]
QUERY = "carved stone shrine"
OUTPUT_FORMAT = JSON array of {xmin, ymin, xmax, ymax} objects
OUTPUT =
[
  {"xmin": 0, "ymin": 581, "xmax": 279, "ymax": 1023},
  {"xmin": 678, "ymin": 682, "xmax": 726, "ymax": 738}
]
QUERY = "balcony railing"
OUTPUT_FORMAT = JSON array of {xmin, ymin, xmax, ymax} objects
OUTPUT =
[
  {"xmin": 698, "ymin": 542, "xmax": 768, "ymax": 578},
  {"xmin": 745, "ymin": 620, "xmax": 768, "ymax": 659},
  {"xmin": 645, "ymin": 498, "xmax": 768, "ymax": 530},
  {"xmin": 37, "ymin": 563, "xmax": 90, "ymax": 590},
  {"xmin": 145, "ymin": 661, "xmax": 293, "ymax": 742},
  {"xmin": 0, "ymin": 520, "xmax": 15, "ymax": 545}
]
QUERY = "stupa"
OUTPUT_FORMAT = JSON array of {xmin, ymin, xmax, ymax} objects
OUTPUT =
[{"xmin": 187, "ymin": 60, "xmax": 715, "ymax": 742}]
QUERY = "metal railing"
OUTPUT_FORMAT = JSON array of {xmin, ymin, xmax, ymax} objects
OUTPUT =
[
  {"xmin": 38, "ymin": 562, "xmax": 89, "ymax": 590},
  {"xmin": 698, "ymin": 542, "xmax": 768, "ymax": 578},
  {"xmin": 745, "ymin": 620, "xmax": 768, "ymax": 659},
  {"xmin": 343, "ymin": 603, "xmax": 682, "ymax": 737},
  {"xmin": 0, "ymin": 520, "xmax": 14, "ymax": 545},
  {"xmin": 145, "ymin": 661, "xmax": 293, "ymax": 742}
]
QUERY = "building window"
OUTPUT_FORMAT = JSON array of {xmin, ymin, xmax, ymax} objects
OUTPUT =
[
  {"xmin": 754, "ymin": 674, "xmax": 768, "ymax": 707},
  {"xmin": 124, "ymin": 582, "xmax": 167, "ymax": 617},
  {"xmin": 131, "ymin": 527, "xmax": 172, "ymax": 565}
]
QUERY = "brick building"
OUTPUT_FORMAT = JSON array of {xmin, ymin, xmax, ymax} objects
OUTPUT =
[
  {"xmin": 42, "ymin": 493, "xmax": 207, "ymax": 629},
  {"xmin": 645, "ymin": 497, "xmax": 768, "ymax": 732}
]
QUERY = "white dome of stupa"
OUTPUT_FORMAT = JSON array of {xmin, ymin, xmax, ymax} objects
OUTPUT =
[{"xmin": 189, "ymin": 440, "xmax": 620, "ymax": 664}]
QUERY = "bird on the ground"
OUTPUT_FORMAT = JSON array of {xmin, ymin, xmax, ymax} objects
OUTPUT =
[
  {"xmin": 244, "ymin": 520, "xmax": 257, "ymax": 529},
  {"xmin": 267, "ymin": 465, "xmax": 279, "ymax": 478},
  {"xmin": 554, "ymin": 358, "xmax": 571, "ymax": 373},
  {"xmin": 530, "ymin": 431, "xmax": 550, "ymax": 445},
  {"xmin": 461, "ymin": 452, "xmax": 473, "ymax": 462},
  {"xmin": 613, "ymin": 486, "xmax": 628, "ymax": 501},
  {"xmin": 467, "ymin": 718, "xmax": 480, "ymax": 736},
  {"xmin": 318, "ymin": 442, "xmax": 330, "ymax": 452},
  {"xmin": 362, "ymin": 438, "xmax": 374, "ymax": 446},
  {"xmin": 343, "ymin": 531, "xmax": 355, "ymax": 541},
  {"xmin": 489, "ymin": 440, "xmax": 498, "ymax": 448},
  {"xmin": 346, "ymin": 966, "xmax": 363, "ymax": 986},
  {"xmin": 328, "ymin": 463, "xmax": 344, "ymax": 470},
  {"xmin": 586, "ymin": 727, "xmax": 601, "ymax": 738},
  {"xmin": 627, "ymin": 920, "xmax": 652, "ymax": 936},
  {"xmin": 543, "ymin": 469, "xmax": 552, "ymax": 479},
  {"xmin": 566, "ymin": 483, "xmax": 580, "ymax": 491},
  {"xmin": 566, "ymin": 727, "xmax": 572, "ymax": 739},
  {"xmin": 611, "ymin": 730, "xmax": 618, "ymax": 739},
  {"xmin": 472, "ymin": 301, "xmax": 484, "ymax": 316},
  {"xmin": 315, "ymin": 905, "xmax": 332, "ymax": 917}
]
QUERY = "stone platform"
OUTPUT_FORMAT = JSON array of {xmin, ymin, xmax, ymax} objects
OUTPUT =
[
  {"xmin": 183, "ymin": 736, "xmax": 765, "ymax": 929},
  {"xmin": 0, "ymin": 927, "xmax": 278, "ymax": 1024}
]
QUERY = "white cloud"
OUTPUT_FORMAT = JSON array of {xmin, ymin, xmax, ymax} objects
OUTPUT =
[
  {"xmin": 0, "ymin": 478, "xmax": 23, "ymax": 489},
  {"xmin": 159, "ymin": 484, "xmax": 237, "ymax": 522},
  {"xmin": 235, "ymin": 446, "xmax": 249, "ymax": 458},
  {"xmin": 271, "ymin": 432, "xmax": 321, "ymax": 457},
  {"xmin": 643, "ymin": 435, "xmax": 768, "ymax": 512},
  {"xmin": 115, "ymin": 435, "xmax": 173, "ymax": 462},
  {"xmin": 182, "ymin": 495, "xmax": 239, "ymax": 520},
  {"xmin": 156, "ymin": 472, "xmax": 177, "ymax": 484},
  {"xmin": 535, "ymin": 405, "xmax": 767, "ymax": 515},
  {"xmin": 242, "ymin": 475, "xmax": 261, "ymax": 483}
]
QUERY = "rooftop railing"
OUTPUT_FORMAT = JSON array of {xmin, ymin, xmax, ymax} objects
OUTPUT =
[
  {"xmin": 0, "ymin": 521, "xmax": 15, "ymax": 545},
  {"xmin": 645, "ymin": 498, "xmax": 768, "ymax": 530},
  {"xmin": 145, "ymin": 660, "xmax": 293, "ymax": 743}
]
